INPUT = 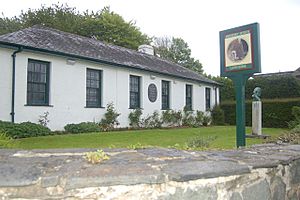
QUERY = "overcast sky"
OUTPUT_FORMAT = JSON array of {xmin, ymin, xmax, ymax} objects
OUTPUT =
[{"xmin": 1, "ymin": 0, "xmax": 299, "ymax": 76}]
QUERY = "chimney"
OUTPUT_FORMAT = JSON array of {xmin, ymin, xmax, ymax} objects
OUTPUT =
[{"xmin": 138, "ymin": 45, "xmax": 154, "ymax": 55}]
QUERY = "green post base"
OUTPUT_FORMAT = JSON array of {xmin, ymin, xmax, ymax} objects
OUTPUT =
[{"xmin": 230, "ymin": 74, "xmax": 250, "ymax": 148}]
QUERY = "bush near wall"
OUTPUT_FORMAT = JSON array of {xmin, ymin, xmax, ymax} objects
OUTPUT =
[
  {"xmin": 64, "ymin": 122, "xmax": 101, "ymax": 133},
  {"xmin": 221, "ymin": 98, "xmax": 300, "ymax": 128},
  {"xmin": 0, "ymin": 121, "xmax": 51, "ymax": 138}
]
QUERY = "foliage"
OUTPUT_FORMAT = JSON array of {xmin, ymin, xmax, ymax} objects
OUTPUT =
[
  {"xmin": 212, "ymin": 75, "xmax": 300, "ymax": 102},
  {"xmin": 0, "ymin": 16, "xmax": 22, "ymax": 35},
  {"xmin": 84, "ymin": 149, "xmax": 109, "ymax": 164},
  {"xmin": 221, "ymin": 98, "xmax": 300, "ymax": 128},
  {"xmin": 288, "ymin": 106, "xmax": 300, "ymax": 129},
  {"xmin": 99, "ymin": 103, "xmax": 120, "ymax": 131},
  {"xmin": 182, "ymin": 106, "xmax": 195, "ymax": 127},
  {"xmin": 161, "ymin": 110, "xmax": 182, "ymax": 127},
  {"xmin": 38, "ymin": 111, "xmax": 50, "ymax": 127},
  {"xmin": 186, "ymin": 135, "xmax": 218, "ymax": 150},
  {"xmin": 211, "ymin": 105, "xmax": 225, "ymax": 125},
  {"xmin": 141, "ymin": 111, "xmax": 163, "ymax": 128},
  {"xmin": 267, "ymin": 125, "xmax": 300, "ymax": 144},
  {"xmin": 245, "ymin": 76, "xmax": 300, "ymax": 100},
  {"xmin": 0, "ymin": 130, "xmax": 16, "ymax": 148},
  {"xmin": 202, "ymin": 114, "xmax": 212, "ymax": 126},
  {"xmin": 127, "ymin": 142, "xmax": 144, "ymax": 150},
  {"xmin": 154, "ymin": 37, "xmax": 203, "ymax": 74},
  {"xmin": 211, "ymin": 76, "xmax": 235, "ymax": 102},
  {"xmin": 64, "ymin": 122, "xmax": 101, "ymax": 133},
  {"xmin": 0, "ymin": 4, "xmax": 150, "ymax": 50},
  {"xmin": 128, "ymin": 109, "xmax": 143, "ymax": 128},
  {"xmin": 194, "ymin": 111, "xmax": 204, "ymax": 127},
  {"xmin": 0, "ymin": 121, "xmax": 51, "ymax": 138}
]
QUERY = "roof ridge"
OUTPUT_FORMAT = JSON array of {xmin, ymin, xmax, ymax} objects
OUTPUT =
[{"xmin": 0, "ymin": 25, "xmax": 219, "ymax": 85}]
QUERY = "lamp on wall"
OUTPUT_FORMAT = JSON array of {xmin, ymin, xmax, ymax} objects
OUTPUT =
[{"xmin": 66, "ymin": 58, "xmax": 76, "ymax": 65}]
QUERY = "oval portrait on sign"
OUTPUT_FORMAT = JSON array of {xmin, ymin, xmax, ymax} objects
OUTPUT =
[
  {"xmin": 148, "ymin": 84, "xmax": 157, "ymax": 103},
  {"xmin": 227, "ymin": 38, "xmax": 249, "ymax": 62}
]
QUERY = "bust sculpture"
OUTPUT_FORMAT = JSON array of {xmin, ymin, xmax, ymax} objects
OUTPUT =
[{"xmin": 252, "ymin": 87, "xmax": 261, "ymax": 101}]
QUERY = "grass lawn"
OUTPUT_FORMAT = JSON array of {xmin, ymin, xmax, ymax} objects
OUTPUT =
[{"xmin": 14, "ymin": 126, "xmax": 285, "ymax": 150}]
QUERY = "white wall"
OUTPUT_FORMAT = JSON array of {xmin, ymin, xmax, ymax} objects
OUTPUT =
[{"xmin": 0, "ymin": 47, "xmax": 219, "ymax": 130}]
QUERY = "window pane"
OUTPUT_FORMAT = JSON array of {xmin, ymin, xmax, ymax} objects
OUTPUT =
[
  {"xmin": 130, "ymin": 76, "xmax": 140, "ymax": 108},
  {"xmin": 206, "ymin": 88, "xmax": 211, "ymax": 110},
  {"xmin": 162, "ymin": 81, "xmax": 170, "ymax": 110},
  {"xmin": 86, "ymin": 69, "xmax": 102, "ymax": 107},
  {"xmin": 186, "ymin": 85, "xmax": 192, "ymax": 110},
  {"xmin": 27, "ymin": 60, "xmax": 50, "ymax": 105}
]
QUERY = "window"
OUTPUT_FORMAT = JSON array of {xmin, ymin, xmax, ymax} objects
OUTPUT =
[
  {"xmin": 86, "ymin": 69, "xmax": 102, "ymax": 107},
  {"xmin": 205, "ymin": 87, "xmax": 211, "ymax": 111},
  {"xmin": 27, "ymin": 59, "xmax": 50, "ymax": 106},
  {"xmin": 162, "ymin": 80, "xmax": 170, "ymax": 110},
  {"xmin": 130, "ymin": 75, "xmax": 141, "ymax": 108},
  {"xmin": 185, "ymin": 84, "xmax": 193, "ymax": 110}
]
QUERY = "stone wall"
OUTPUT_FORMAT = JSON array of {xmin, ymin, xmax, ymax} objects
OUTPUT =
[{"xmin": 0, "ymin": 144, "xmax": 300, "ymax": 199}]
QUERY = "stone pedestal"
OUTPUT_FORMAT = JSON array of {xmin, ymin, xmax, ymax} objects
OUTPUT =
[{"xmin": 252, "ymin": 101, "xmax": 262, "ymax": 135}]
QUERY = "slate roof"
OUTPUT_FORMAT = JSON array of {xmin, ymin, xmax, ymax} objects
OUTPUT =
[{"xmin": 0, "ymin": 25, "xmax": 219, "ymax": 85}]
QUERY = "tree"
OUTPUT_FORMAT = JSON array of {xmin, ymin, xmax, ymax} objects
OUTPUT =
[
  {"xmin": 0, "ymin": 16, "xmax": 22, "ymax": 35},
  {"xmin": 0, "ymin": 4, "xmax": 150, "ymax": 50},
  {"xmin": 211, "ymin": 76, "xmax": 235, "ymax": 102},
  {"xmin": 154, "ymin": 37, "xmax": 203, "ymax": 74}
]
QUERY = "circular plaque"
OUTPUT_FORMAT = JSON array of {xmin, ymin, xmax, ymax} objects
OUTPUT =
[
  {"xmin": 227, "ymin": 38, "xmax": 249, "ymax": 62},
  {"xmin": 148, "ymin": 84, "xmax": 157, "ymax": 102}
]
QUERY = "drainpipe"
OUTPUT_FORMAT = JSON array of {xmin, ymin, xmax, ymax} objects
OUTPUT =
[{"xmin": 11, "ymin": 47, "xmax": 23, "ymax": 123}]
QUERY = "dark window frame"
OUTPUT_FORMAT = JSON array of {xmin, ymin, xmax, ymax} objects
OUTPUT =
[
  {"xmin": 161, "ymin": 80, "xmax": 170, "ymax": 110},
  {"xmin": 86, "ymin": 68, "xmax": 102, "ymax": 108},
  {"xmin": 26, "ymin": 59, "xmax": 50, "ymax": 106},
  {"xmin": 205, "ymin": 87, "xmax": 211, "ymax": 111},
  {"xmin": 185, "ymin": 84, "xmax": 193, "ymax": 110},
  {"xmin": 129, "ymin": 75, "xmax": 141, "ymax": 109}
]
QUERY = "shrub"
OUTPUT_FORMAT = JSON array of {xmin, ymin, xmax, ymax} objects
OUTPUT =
[
  {"xmin": 128, "ymin": 109, "xmax": 143, "ymax": 128},
  {"xmin": 99, "ymin": 103, "xmax": 120, "ymax": 131},
  {"xmin": 64, "ymin": 122, "xmax": 101, "ymax": 133},
  {"xmin": 182, "ymin": 106, "xmax": 195, "ymax": 127},
  {"xmin": 162, "ymin": 110, "xmax": 182, "ymax": 127},
  {"xmin": 288, "ymin": 106, "xmax": 300, "ymax": 129},
  {"xmin": 0, "ymin": 130, "xmax": 15, "ymax": 148},
  {"xmin": 186, "ymin": 135, "xmax": 218, "ymax": 149},
  {"xmin": 142, "ymin": 111, "xmax": 162, "ymax": 128},
  {"xmin": 84, "ymin": 149, "xmax": 109, "ymax": 164},
  {"xmin": 194, "ymin": 111, "xmax": 204, "ymax": 127},
  {"xmin": 267, "ymin": 125, "xmax": 300, "ymax": 144},
  {"xmin": 38, "ymin": 111, "xmax": 50, "ymax": 127},
  {"xmin": 0, "ymin": 121, "xmax": 51, "ymax": 138},
  {"xmin": 211, "ymin": 105, "xmax": 225, "ymax": 125},
  {"xmin": 221, "ymin": 98, "xmax": 300, "ymax": 128},
  {"xmin": 202, "ymin": 114, "xmax": 212, "ymax": 126}
]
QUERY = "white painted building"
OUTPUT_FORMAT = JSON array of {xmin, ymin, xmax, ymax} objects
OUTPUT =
[{"xmin": 0, "ymin": 25, "xmax": 220, "ymax": 130}]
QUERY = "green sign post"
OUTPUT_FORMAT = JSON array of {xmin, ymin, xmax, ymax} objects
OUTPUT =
[{"xmin": 219, "ymin": 23, "xmax": 261, "ymax": 147}]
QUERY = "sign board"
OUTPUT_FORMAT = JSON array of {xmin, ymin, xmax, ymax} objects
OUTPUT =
[
  {"xmin": 219, "ymin": 23, "xmax": 261, "ymax": 148},
  {"xmin": 220, "ymin": 23, "xmax": 261, "ymax": 77}
]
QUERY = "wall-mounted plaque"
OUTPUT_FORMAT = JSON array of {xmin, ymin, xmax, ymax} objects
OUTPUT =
[{"xmin": 148, "ymin": 84, "xmax": 157, "ymax": 102}]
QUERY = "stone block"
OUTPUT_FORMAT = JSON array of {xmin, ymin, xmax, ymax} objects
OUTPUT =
[
  {"xmin": 270, "ymin": 176, "xmax": 286, "ymax": 200},
  {"xmin": 242, "ymin": 179, "xmax": 271, "ymax": 200}
]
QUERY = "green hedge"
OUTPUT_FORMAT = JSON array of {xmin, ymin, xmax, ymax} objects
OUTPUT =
[
  {"xmin": 64, "ymin": 122, "xmax": 101, "ymax": 133},
  {"xmin": 221, "ymin": 98, "xmax": 300, "ymax": 128},
  {"xmin": 0, "ymin": 121, "xmax": 51, "ymax": 138}
]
